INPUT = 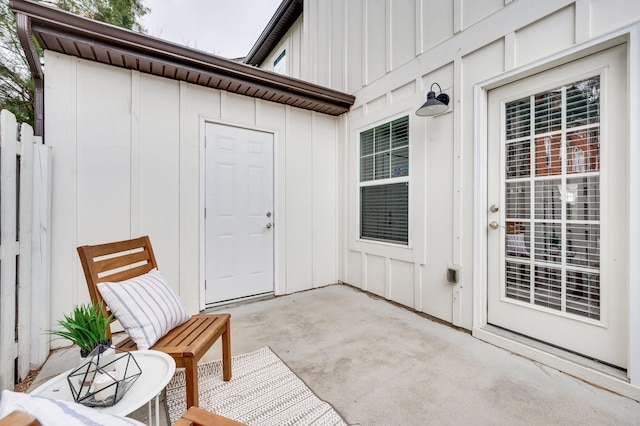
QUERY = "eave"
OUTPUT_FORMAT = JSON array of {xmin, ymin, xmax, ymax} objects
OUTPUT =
[
  {"xmin": 9, "ymin": 0, "xmax": 353, "ymax": 117},
  {"xmin": 244, "ymin": 0, "xmax": 303, "ymax": 67}
]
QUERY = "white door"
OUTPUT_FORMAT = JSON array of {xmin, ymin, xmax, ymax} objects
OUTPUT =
[
  {"xmin": 205, "ymin": 123, "xmax": 274, "ymax": 304},
  {"xmin": 487, "ymin": 45, "xmax": 628, "ymax": 368}
]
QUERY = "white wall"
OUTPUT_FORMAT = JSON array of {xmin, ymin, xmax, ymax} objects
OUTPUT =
[
  {"xmin": 313, "ymin": 0, "xmax": 640, "ymax": 395},
  {"xmin": 44, "ymin": 52, "xmax": 340, "ymax": 344},
  {"xmin": 292, "ymin": 0, "xmax": 640, "ymax": 333}
]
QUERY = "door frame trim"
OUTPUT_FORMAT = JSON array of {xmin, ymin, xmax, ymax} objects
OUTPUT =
[
  {"xmin": 472, "ymin": 23, "xmax": 640, "ymax": 397},
  {"xmin": 198, "ymin": 117, "xmax": 279, "ymax": 310}
]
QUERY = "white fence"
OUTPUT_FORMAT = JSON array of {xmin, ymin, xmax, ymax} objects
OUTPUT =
[{"xmin": 0, "ymin": 109, "xmax": 52, "ymax": 391}]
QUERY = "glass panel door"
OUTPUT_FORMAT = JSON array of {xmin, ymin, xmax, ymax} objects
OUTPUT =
[
  {"xmin": 486, "ymin": 44, "xmax": 628, "ymax": 368},
  {"xmin": 504, "ymin": 77, "xmax": 601, "ymax": 320}
]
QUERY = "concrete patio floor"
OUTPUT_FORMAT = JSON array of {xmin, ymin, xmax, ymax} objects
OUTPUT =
[{"xmin": 30, "ymin": 284, "xmax": 640, "ymax": 425}]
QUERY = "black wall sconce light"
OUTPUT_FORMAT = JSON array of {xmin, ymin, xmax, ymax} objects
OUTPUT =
[{"xmin": 416, "ymin": 83, "xmax": 450, "ymax": 116}]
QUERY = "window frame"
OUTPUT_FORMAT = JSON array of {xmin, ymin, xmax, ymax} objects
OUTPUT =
[{"xmin": 357, "ymin": 115, "xmax": 411, "ymax": 247}]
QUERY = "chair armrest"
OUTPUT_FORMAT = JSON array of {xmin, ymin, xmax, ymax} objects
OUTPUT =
[{"xmin": 172, "ymin": 407, "xmax": 245, "ymax": 426}]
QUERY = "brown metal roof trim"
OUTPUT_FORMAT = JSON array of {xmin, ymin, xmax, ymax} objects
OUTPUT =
[
  {"xmin": 9, "ymin": 0, "xmax": 353, "ymax": 116},
  {"xmin": 15, "ymin": 11, "xmax": 44, "ymax": 136},
  {"xmin": 244, "ymin": 0, "xmax": 302, "ymax": 67}
]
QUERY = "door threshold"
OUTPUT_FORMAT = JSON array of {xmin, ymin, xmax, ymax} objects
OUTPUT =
[
  {"xmin": 474, "ymin": 325, "xmax": 640, "ymax": 401},
  {"xmin": 204, "ymin": 292, "xmax": 274, "ymax": 310},
  {"xmin": 482, "ymin": 324, "xmax": 627, "ymax": 379}
]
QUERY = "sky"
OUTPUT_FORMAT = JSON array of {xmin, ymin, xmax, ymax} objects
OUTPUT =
[{"xmin": 141, "ymin": 0, "xmax": 283, "ymax": 59}]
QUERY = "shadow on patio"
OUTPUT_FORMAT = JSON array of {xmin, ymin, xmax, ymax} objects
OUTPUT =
[{"xmin": 30, "ymin": 284, "xmax": 640, "ymax": 425}]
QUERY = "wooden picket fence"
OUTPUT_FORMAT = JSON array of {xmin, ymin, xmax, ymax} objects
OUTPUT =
[{"xmin": 0, "ymin": 109, "xmax": 52, "ymax": 391}]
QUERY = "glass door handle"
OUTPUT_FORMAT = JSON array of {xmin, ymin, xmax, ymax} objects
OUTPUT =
[{"xmin": 489, "ymin": 221, "xmax": 500, "ymax": 230}]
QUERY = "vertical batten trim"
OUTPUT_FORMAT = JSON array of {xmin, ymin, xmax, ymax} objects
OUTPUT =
[
  {"xmin": 272, "ymin": 119, "xmax": 281, "ymax": 296},
  {"xmin": 453, "ymin": 0, "xmax": 462, "ymax": 34},
  {"xmin": 414, "ymin": 262, "xmax": 422, "ymax": 311},
  {"xmin": 310, "ymin": 112, "xmax": 316, "ymax": 287},
  {"xmin": 340, "ymin": 114, "xmax": 349, "ymax": 283},
  {"xmin": 505, "ymin": 32, "xmax": 516, "ymax": 71},
  {"xmin": 327, "ymin": 0, "xmax": 332, "ymax": 87},
  {"xmin": 385, "ymin": 257, "xmax": 391, "ymax": 299},
  {"xmin": 575, "ymin": 0, "xmax": 591, "ymax": 44},
  {"xmin": 70, "ymin": 57, "xmax": 78, "ymax": 305},
  {"xmin": 341, "ymin": 0, "xmax": 348, "ymax": 92},
  {"xmin": 130, "ymin": 70, "xmax": 141, "ymax": 240},
  {"xmin": 451, "ymin": 57, "xmax": 463, "ymax": 327},
  {"xmin": 282, "ymin": 105, "xmax": 291, "ymax": 295},
  {"xmin": 627, "ymin": 23, "xmax": 640, "ymax": 387},
  {"xmin": 220, "ymin": 90, "xmax": 227, "ymax": 119},
  {"xmin": 198, "ymin": 115, "xmax": 206, "ymax": 309},
  {"xmin": 178, "ymin": 81, "xmax": 190, "ymax": 306},
  {"xmin": 362, "ymin": 0, "xmax": 368, "ymax": 86},
  {"xmin": 415, "ymin": 0, "xmax": 423, "ymax": 57},
  {"xmin": 386, "ymin": 0, "xmax": 392, "ymax": 73},
  {"xmin": 334, "ymin": 116, "xmax": 341, "ymax": 283},
  {"xmin": 361, "ymin": 252, "xmax": 367, "ymax": 291}
]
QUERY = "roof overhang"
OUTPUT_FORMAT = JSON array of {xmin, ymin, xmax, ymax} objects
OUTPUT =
[
  {"xmin": 244, "ymin": 0, "xmax": 302, "ymax": 67},
  {"xmin": 10, "ymin": 0, "xmax": 354, "ymax": 117}
]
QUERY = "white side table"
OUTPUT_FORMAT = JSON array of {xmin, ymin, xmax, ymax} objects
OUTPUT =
[{"xmin": 31, "ymin": 350, "xmax": 176, "ymax": 426}]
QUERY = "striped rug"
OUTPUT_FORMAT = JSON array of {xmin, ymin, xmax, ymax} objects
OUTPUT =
[{"xmin": 166, "ymin": 347, "xmax": 346, "ymax": 425}]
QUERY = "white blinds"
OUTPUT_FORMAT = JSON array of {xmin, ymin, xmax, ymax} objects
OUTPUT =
[
  {"xmin": 361, "ymin": 183, "xmax": 409, "ymax": 243},
  {"xmin": 360, "ymin": 116, "xmax": 409, "ymax": 244},
  {"xmin": 503, "ymin": 76, "xmax": 601, "ymax": 320}
]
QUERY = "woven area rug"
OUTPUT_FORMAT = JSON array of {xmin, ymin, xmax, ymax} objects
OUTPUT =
[{"xmin": 165, "ymin": 347, "xmax": 347, "ymax": 425}]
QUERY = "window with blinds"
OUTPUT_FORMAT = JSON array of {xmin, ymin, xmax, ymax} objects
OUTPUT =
[
  {"xmin": 359, "ymin": 116, "xmax": 409, "ymax": 244},
  {"xmin": 504, "ymin": 76, "xmax": 601, "ymax": 320}
]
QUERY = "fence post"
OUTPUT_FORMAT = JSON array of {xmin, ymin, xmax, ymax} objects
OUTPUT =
[
  {"xmin": 30, "ymin": 141, "xmax": 52, "ymax": 368},
  {"xmin": 0, "ymin": 110, "xmax": 19, "ymax": 390},
  {"xmin": 18, "ymin": 123, "xmax": 34, "ymax": 378}
]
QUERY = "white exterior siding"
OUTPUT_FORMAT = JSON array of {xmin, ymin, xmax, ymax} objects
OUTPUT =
[
  {"xmin": 260, "ymin": 18, "xmax": 303, "ymax": 78},
  {"xmin": 282, "ymin": 0, "xmax": 640, "ymax": 332},
  {"xmin": 39, "ymin": 0, "xmax": 640, "ymax": 398},
  {"xmin": 44, "ymin": 52, "xmax": 340, "ymax": 341},
  {"xmin": 308, "ymin": 0, "xmax": 639, "ymax": 395},
  {"xmin": 271, "ymin": 0, "xmax": 640, "ymax": 365}
]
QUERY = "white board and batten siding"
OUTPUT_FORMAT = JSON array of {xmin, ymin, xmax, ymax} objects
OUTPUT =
[
  {"xmin": 265, "ymin": 0, "xmax": 640, "ymax": 395},
  {"xmin": 44, "ymin": 51, "xmax": 340, "ymax": 344},
  {"xmin": 274, "ymin": 0, "xmax": 640, "ymax": 324}
]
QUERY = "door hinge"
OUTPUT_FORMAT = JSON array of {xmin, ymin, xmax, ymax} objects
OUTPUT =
[{"xmin": 204, "ymin": 208, "xmax": 206, "ymax": 218}]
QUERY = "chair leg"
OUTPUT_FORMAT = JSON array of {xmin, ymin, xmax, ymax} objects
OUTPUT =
[
  {"xmin": 222, "ymin": 321, "xmax": 232, "ymax": 381},
  {"xmin": 184, "ymin": 357, "xmax": 199, "ymax": 408}
]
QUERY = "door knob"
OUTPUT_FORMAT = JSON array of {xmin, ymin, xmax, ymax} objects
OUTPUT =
[
  {"xmin": 266, "ymin": 211, "xmax": 272, "ymax": 217},
  {"xmin": 489, "ymin": 221, "xmax": 500, "ymax": 230},
  {"xmin": 266, "ymin": 223, "xmax": 272, "ymax": 229},
  {"xmin": 490, "ymin": 205, "xmax": 499, "ymax": 213}
]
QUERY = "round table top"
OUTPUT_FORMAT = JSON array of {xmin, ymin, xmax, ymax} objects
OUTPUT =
[{"xmin": 30, "ymin": 350, "xmax": 176, "ymax": 418}]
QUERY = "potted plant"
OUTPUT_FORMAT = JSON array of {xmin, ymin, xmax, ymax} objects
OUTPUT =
[{"xmin": 48, "ymin": 302, "xmax": 114, "ymax": 357}]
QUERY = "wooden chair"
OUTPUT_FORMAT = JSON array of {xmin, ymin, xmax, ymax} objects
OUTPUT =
[
  {"xmin": 173, "ymin": 407, "xmax": 245, "ymax": 426},
  {"xmin": 77, "ymin": 236, "xmax": 231, "ymax": 408}
]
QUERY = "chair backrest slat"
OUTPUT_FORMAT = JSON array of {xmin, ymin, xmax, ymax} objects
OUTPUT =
[
  {"xmin": 93, "ymin": 250, "xmax": 154, "ymax": 280},
  {"xmin": 77, "ymin": 235, "xmax": 159, "ymax": 337}
]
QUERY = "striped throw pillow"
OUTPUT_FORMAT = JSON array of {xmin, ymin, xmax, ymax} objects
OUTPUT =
[{"xmin": 97, "ymin": 269, "xmax": 190, "ymax": 350}]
